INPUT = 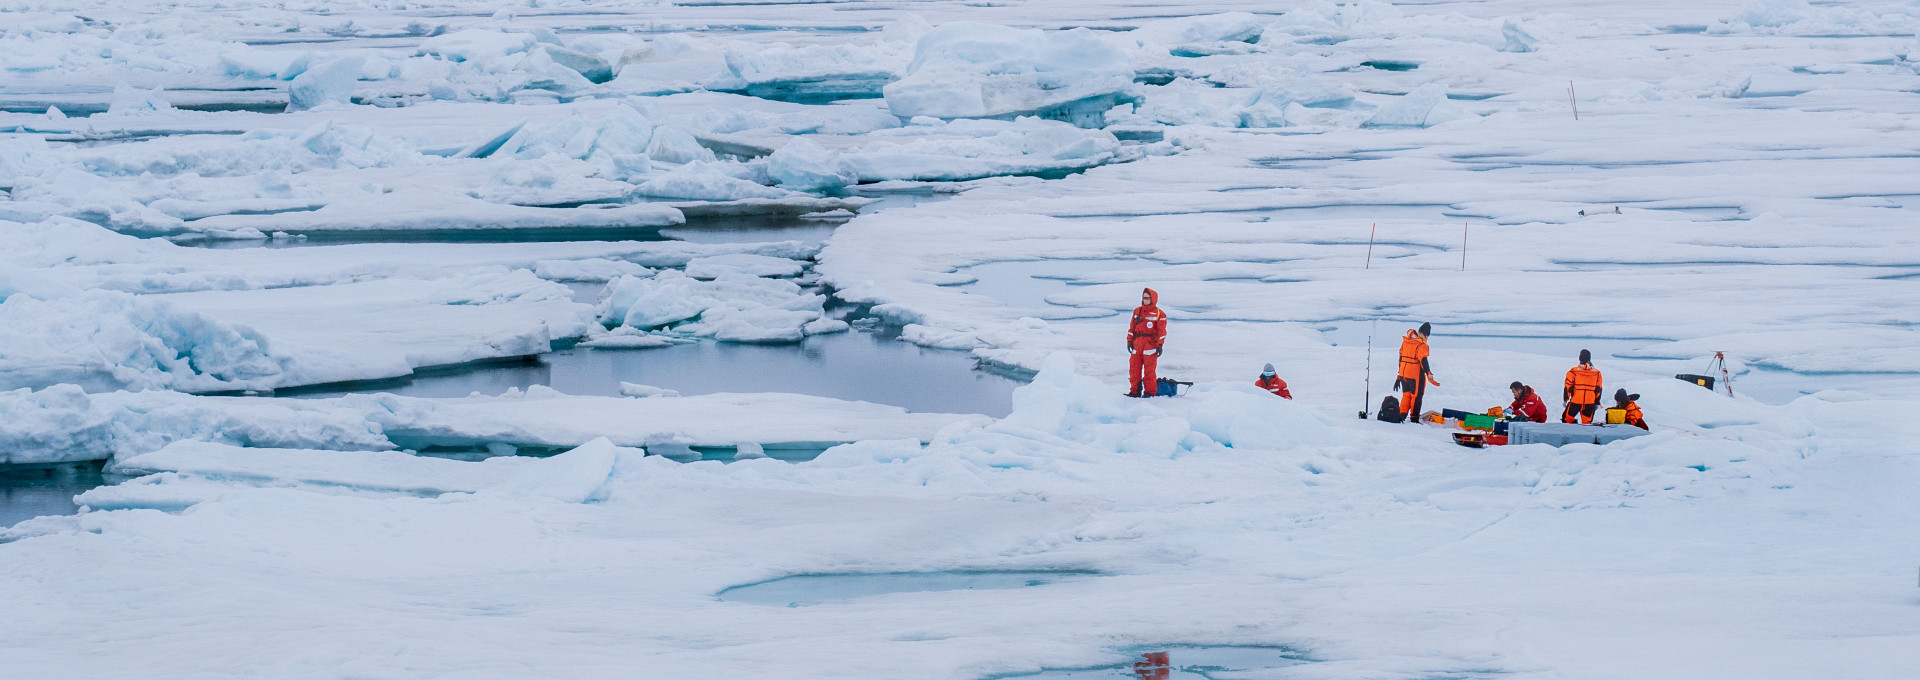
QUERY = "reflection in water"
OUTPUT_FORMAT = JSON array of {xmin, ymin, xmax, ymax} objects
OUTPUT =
[
  {"xmin": 285, "ymin": 328, "xmax": 1022, "ymax": 417},
  {"xmin": 1, "ymin": 462, "xmax": 129, "ymax": 528}
]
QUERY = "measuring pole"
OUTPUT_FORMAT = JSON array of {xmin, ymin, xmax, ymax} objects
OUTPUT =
[
  {"xmin": 1715, "ymin": 351, "xmax": 1735, "ymax": 397},
  {"xmin": 1364, "ymin": 223, "xmax": 1377, "ymax": 269},
  {"xmin": 1460, "ymin": 222, "xmax": 1469, "ymax": 271},
  {"xmin": 1360, "ymin": 320, "xmax": 1375, "ymax": 419},
  {"xmin": 1568, "ymin": 81, "xmax": 1579, "ymax": 120}
]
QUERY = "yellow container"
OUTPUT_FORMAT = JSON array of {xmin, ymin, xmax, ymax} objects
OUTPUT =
[{"xmin": 1604, "ymin": 408, "xmax": 1627, "ymax": 425}]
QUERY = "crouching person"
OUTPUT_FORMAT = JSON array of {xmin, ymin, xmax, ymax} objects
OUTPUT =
[
  {"xmin": 1508, "ymin": 381, "xmax": 1547, "ymax": 423},
  {"xmin": 1613, "ymin": 389, "xmax": 1648, "ymax": 430},
  {"xmin": 1256, "ymin": 363, "xmax": 1291, "ymax": 399}
]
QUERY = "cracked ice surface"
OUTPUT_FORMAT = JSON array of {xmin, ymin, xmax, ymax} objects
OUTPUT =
[{"xmin": 4, "ymin": 1, "xmax": 1920, "ymax": 678}]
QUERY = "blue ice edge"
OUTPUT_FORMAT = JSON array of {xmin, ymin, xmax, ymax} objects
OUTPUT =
[{"xmin": 715, "ymin": 569, "xmax": 1103, "ymax": 607}]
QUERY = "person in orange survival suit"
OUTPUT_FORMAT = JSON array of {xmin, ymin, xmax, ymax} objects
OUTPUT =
[
  {"xmin": 1563, "ymin": 349, "xmax": 1604, "ymax": 424},
  {"xmin": 1256, "ymin": 363, "xmax": 1291, "ymax": 399},
  {"xmin": 1613, "ymin": 389, "xmax": 1648, "ymax": 430},
  {"xmin": 1125, "ymin": 288, "xmax": 1169, "ymax": 397},
  {"xmin": 1395, "ymin": 322, "xmax": 1439, "ymax": 421}
]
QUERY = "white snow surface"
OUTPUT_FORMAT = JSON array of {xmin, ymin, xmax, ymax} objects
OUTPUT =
[
  {"xmin": 4, "ymin": 356, "xmax": 1917, "ymax": 679},
  {"xmin": 4, "ymin": 1, "xmax": 1920, "ymax": 678}
]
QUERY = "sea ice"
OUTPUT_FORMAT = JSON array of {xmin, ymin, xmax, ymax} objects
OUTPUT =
[{"xmin": 884, "ymin": 22, "xmax": 1133, "ymax": 120}]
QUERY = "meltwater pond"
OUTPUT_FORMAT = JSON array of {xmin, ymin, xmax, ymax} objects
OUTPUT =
[{"xmin": 285, "ymin": 327, "xmax": 1023, "ymax": 417}]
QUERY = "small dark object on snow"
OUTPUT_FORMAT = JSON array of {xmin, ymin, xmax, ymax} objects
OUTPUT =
[{"xmin": 1377, "ymin": 395, "xmax": 1405, "ymax": 422}]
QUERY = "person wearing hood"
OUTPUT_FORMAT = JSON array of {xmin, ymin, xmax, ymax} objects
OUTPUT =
[
  {"xmin": 1614, "ymin": 389, "xmax": 1648, "ymax": 430},
  {"xmin": 1395, "ymin": 322, "xmax": 1438, "ymax": 421},
  {"xmin": 1508, "ymin": 381, "xmax": 1547, "ymax": 423},
  {"xmin": 1125, "ymin": 287, "xmax": 1169, "ymax": 397},
  {"xmin": 1563, "ymin": 349, "xmax": 1604, "ymax": 424},
  {"xmin": 1256, "ymin": 363, "xmax": 1291, "ymax": 399}
]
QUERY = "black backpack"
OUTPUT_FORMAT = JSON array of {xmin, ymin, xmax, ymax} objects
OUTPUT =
[{"xmin": 1376, "ymin": 395, "xmax": 1405, "ymax": 423}]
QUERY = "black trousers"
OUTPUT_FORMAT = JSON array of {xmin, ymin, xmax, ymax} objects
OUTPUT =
[{"xmin": 1562, "ymin": 402, "xmax": 1597, "ymax": 424}]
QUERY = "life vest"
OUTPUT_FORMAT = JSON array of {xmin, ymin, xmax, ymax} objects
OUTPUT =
[
  {"xmin": 1128, "ymin": 288, "xmax": 1167, "ymax": 346},
  {"xmin": 1564, "ymin": 363, "xmax": 1603, "ymax": 404},
  {"xmin": 1397, "ymin": 330, "xmax": 1429, "ymax": 380}
]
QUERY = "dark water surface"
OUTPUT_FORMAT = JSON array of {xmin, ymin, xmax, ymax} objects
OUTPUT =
[
  {"xmin": 282, "ymin": 326, "xmax": 1023, "ymax": 417},
  {"xmin": 0, "ymin": 462, "xmax": 129, "ymax": 529}
]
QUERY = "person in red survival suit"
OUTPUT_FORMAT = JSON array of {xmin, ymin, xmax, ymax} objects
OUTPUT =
[
  {"xmin": 1256, "ymin": 363, "xmax": 1291, "ymax": 399},
  {"xmin": 1508, "ymin": 381, "xmax": 1547, "ymax": 423},
  {"xmin": 1126, "ymin": 288, "xmax": 1168, "ymax": 397}
]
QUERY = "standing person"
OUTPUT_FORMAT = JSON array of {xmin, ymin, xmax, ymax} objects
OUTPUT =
[
  {"xmin": 1508, "ymin": 381, "xmax": 1547, "ymax": 423},
  {"xmin": 1562, "ymin": 349, "xmax": 1604, "ymax": 424},
  {"xmin": 1125, "ymin": 287, "xmax": 1168, "ymax": 397},
  {"xmin": 1613, "ymin": 389, "xmax": 1648, "ymax": 430},
  {"xmin": 1395, "ymin": 322, "xmax": 1438, "ymax": 421},
  {"xmin": 1256, "ymin": 363, "xmax": 1291, "ymax": 399}
]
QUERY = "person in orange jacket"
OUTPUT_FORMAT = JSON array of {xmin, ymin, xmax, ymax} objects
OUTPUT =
[
  {"xmin": 1395, "ymin": 322, "xmax": 1438, "ymax": 421},
  {"xmin": 1613, "ymin": 389, "xmax": 1648, "ymax": 430},
  {"xmin": 1563, "ymin": 349, "xmax": 1604, "ymax": 424},
  {"xmin": 1256, "ymin": 363, "xmax": 1291, "ymax": 399},
  {"xmin": 1508, "ymin": 381, "xmax": 1547, "ymax": 423},
  {"xmin": 1125, "ymin": 287, "xmax": 1168, "ymax": 397}
]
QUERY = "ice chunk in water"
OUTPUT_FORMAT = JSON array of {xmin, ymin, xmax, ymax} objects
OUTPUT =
[
  {"xmin": 632, "ymin": 162, "xmax": 791, "ymax": 201},
  {"xmin": 884, "ymin": 22, "xmax": 1132, "ymax": 120},
  {"xmin": 599, "ymin": 271, "xmax": 833, "ymax": 343},
  {"xmin": 618, "ymin": 382, "xmax": 681, "ymax": 398},
  {"xmin": 646, "ymin": 127, "xmax": 717, "ymax": 165},
  {"xmin": 106, "ymin": 83, "xmax": 172, "ymax": 115},
  {"xmin": 288, "ymin": 56, "xmax": 364, "ymax": 111},
  {"xmin": 767, "ymin": 138, "xmax": 853, "ymax": 192},
  {"xmin": 1365, "ymin": 82, "xmax": 1448, "ymax": 127},
  {"xmin": 684, "ymin": 254, "xmax": 804, "ymax": 280},
  {"xmin": 419, "ymin": 29, "xmax": 536, "ymax": 65}
]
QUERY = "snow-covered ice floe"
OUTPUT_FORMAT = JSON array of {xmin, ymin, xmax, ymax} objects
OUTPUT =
[
  {"xmin": 5, "ymin": 354, "xmax": 1917, "ymax": 678},
  {"xmin": 5, "ymin": 1, "xmax": 1920, "ymax": 677},
  {"xmin": 595, "ymin": 268, "xmax": 846, "ymax": 344},
  {"xmin": 0, "ymin": 213, "xmax": 822, "ymax": 390},
  {"xmin": 0, "ymin": 384, "xmax": 981, "ymax": 466}
]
